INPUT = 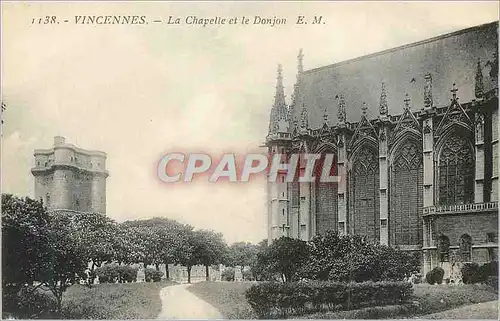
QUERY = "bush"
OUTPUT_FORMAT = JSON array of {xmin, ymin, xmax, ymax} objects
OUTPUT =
[
  {"xmin": 95, "ymin": 264, "xmax": 138, "ymax": 283},
  {"xmin": 461, "ymin": 263, "xmax": 480, "ymax": 284},
  {"xmin": 242, "ymin": 269, "xmax": 253, "ymax": 281},
  {"xmin": 478, "ymin": 261, "xmax": 498, "ymax": 282},
  {"xmin": 2, "ymin": 285, "xmax": 58, "ymax": 319},
  {"xmin": 144, "ymin": 268, "xmax": 163, "ymax": 282},
  {"xmin": 486, "ymin": 276, "xmax": 498, "ymax": 292},
  {"xmin": 119, "ymin": 266, "xmax": 138, "ymax": 283},
  {"xmin": 425, "ymin": 267, "xmax": 444, "ymax": 285},
  {"xmin": 221, "ymin": 267, "xmax": 235, "ymax": 281},
  {"xmin": 245, "ymin": 281, "xmax": 413, "ymax": 318}
]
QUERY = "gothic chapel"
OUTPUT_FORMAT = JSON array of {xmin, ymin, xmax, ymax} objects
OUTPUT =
[{"xmin": 265, "ymin": 22, "xmax": 498, "ymax": 277}]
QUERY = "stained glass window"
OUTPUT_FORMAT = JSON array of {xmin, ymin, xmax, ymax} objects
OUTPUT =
[{"xmin": 438, "ymin": 134, "xmax": 474, "ymax": 205}]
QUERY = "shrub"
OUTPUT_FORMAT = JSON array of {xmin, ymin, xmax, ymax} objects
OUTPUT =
[
  {"xmin": 95, "ymin": 264, "xmax": 138, "ymax": 283},
  {"xmin": 3, "ymin": 285, "xmax": 58, "ymax": 319},
  {"xmin": 221, "ymin": 267, "xmax": 235, "ymax": 281},
  {"xmin": 245, "ymin": 281, "xmax": 413, "ymax": 318},
  {"xmin": 486, "ymin": 276, "xmax": 498, "ymax": 292},
  {"xmin": 461, "ymin": 263, "xmax": 480, "ymax": 284},
  {"xmin": 242, "ymin": 269, "xmax": 253, "ymax": 281},
  {"xmin": 425, "ymin": 267, "xmax": 444, "ymax": 285},
  {"xmin": 478, "ymin": 261, "xmax": 498, "ymax": 282},
  {"xmin": 118, "ymin": 266, "xmax": 138, "ymax": 283},
  {"xmin": 144, "ymin": 268, "xmax": 163, "ymax": 282}
]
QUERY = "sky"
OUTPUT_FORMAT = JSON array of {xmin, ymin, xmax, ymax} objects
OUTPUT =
[{"xmin": 1, "ymin": 1, "xmax": 498, "ymax": 244}]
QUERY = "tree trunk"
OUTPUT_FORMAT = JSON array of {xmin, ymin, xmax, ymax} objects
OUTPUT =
[
  {"xmin": 164, "ymin": 262, "xmax": 170, "ymax": 280},
  {"xmin": 187, "ymin": 266, "xmax": 192, "ymax": 284},
  {"xmin": 205, "ymin": 265, "xmax": 209, "ymax": 281},
  {"xmin": 155, "ymin": 263, "xmax": 160, "ymax": 271}
]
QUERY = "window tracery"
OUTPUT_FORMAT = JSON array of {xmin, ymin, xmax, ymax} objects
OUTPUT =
[{"xmin": 438, "ymin": 133, "xmax": 474, "ymax": 205}]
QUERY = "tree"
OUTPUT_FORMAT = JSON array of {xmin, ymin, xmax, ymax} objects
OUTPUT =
[
  {"xmin": 250, "ymin": 239, "xmax": 274, "ymax": 281},
  {"xmin": 172, "ymin": 225, "xmax": 197, "ymax": 283},
  {"xmin": 121, "ymin": 218, "xmax": 194, "ymax": 280},
  {"xmin": 193, "ymin": 230, "xmax": 228, "ymax": 281},
  {"xmin": 305, "ymin": 231, "xmax": 421, "ymax": 282},
  {"xmin": 56, "ymin": 211, "xmax": 117, "ymax": 281},
  {"xmin": 2, "ymin": 194, "xmax": 53, "ymax": 314},
  {"xmin": 227, "ymin": 242, "xmax": 258, "ymax": 276},
  {"xmin": 254, "ymin": 237, "xmax": 309, "ymax": 282},
  {"xmin": 41, "ymin": 213, "xmax": 87, "ymax": 312}
]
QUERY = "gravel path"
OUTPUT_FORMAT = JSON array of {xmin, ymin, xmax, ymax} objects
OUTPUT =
[{"xmin": 157, "ymin": 283, "xmax": 224, "ymax": 320}]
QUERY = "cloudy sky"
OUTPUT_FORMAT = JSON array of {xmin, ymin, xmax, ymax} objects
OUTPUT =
[{"xmin": 1, "ymin": 2, "xmax": 497, "ymax": 243}]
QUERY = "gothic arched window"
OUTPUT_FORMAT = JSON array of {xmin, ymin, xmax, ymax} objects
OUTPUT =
[
  {"xmin": 349, "ymin": 145, "xmax": 380, "ymax": 242},
  {"xmin": 390, "ymin": 139, "xmax": 423, "ymax": 246},
  {"xmin": 438, "ymin": 133, "xmax": 474, "ymax": 206},
  {"xmin": 459, "ymin": 234, "xmax": 472, "ymax": 262},
  {"xmin": 438, "ymin": 235, "xmax": 450, "ymax": 262}
]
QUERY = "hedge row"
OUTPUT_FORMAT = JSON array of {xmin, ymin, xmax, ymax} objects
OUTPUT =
[
  {"xmin": 244, "ymin": 281, "xmax": 413, "ymax": 318},
  {"xmin": 144, "ymin": 268, "xmax": 163, "ymax": 282},
  {"xmin": 95, "ymin": 265, "xmax": 138, "ymax": 283}
]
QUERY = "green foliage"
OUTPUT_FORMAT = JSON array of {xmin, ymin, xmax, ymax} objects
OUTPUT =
[
  {"xmin": 56, "ymin": 211, "xmax": 117, "ymax": 269},
  {"xmin": 304, "ymin": 231, "xmax": 421, "ymax": 282},
  {"xmin": 245, "ymin": 281, "xmax": 413, "ymax": 318},
  {"xmin": 242, "ymin": 269, "xmax": 253, "ymax": 281},
  {"xmin": 226, "ymin": 242, "xmax": 258, "ymax": 268},
  {"xmin": 478, "ymin": 261, "xmax": 498, "ymax": 282},
  {"xmin": 253, "ymin": 237, "xmax": 309, "ymax": 282},
  {"xmin": 221, "ymin": 267, "xmax": 235, "ymax": 281},
  {"xmin": 2, "ymin": 194, "xmax": 52, "ymax": 287},
  {"xmin": 461, "ymin": 263, "xmax": 480, "ymax": 284},
  {"xmin": 425, "ymin": 266, "xmax": 445, "ymax": 285},
  {"xmin": 2, "ymin": 285, "xmax": 58, "ymax": 319},
  {"xmin": 95, "ymin": 264, "xmax": 138, "ymax": 283},
  {"xmin": 461, "ymin": 261, "xmax": 498, "ymax": 285},
  {"xmin": 144, "ymin": 268, "xmax": 163, "ymax": 282}
]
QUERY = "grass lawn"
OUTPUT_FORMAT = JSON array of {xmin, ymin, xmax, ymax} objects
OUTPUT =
[
  {"xmin": 422, "ymin": 300, "xmax": 498, "ymax": 319},
  {"xmin": 412, "ymin": 283, "xmax": 498, "ymax": 316},
  {"xmin": 187, "ymin": 282, "xmax": 498, "ymax": 319},
  {"xmin": 62, "ymin": 281, "xmax": 174, "ymax": 319},
  {"xmin": 303, "ymin": 283, "xmax": 498, "ymax": 319},
  {"xmin": 187, "ymin": 281, "xmax": 256, "ymax": 319}
]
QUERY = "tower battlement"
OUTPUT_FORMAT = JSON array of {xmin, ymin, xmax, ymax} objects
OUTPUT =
[{"xmin": 31, "ymin": 136, "xmax": 108, "ymax": 214}]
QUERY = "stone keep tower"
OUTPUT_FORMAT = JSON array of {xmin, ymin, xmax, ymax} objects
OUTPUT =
[{"xmin": 31, "ymin": 136, "xmax": 109, "ymax": 214}]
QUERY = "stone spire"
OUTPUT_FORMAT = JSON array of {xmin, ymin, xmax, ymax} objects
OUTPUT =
[
  {"xmin": 289, "ymin": 49, "xmax": 304, "ymax": 133},
  {"xmin": 323, "ymin": 107, "xmax": 329, "ymax": 125},
  {"xmin": 268, "ymin": 64, "xmax": 288, "ymax": 134},
  {"xmin": 336, "ymin": 94, "xmax": 346, "ymax": 123},
  {"xmin": 361, "ymin": 101, "xmax": 368, "ymax": 116},
  {"xmin": 424, "ymin": 73, "xmax": 433, "ymax": 108},
  {"xmin": 451, "ymin": 83, "xmax": 458, "ymax": 101},
  {"xmin": 274, "ymin": 64, "xmax": 286, "ymax": 112},
  {"xmin": 379, "ymin": 82, "xmax": 388, "ymax": 116},
  {"xmin": 297, "ymin": 48, "xmax": 304, "ymax": 76},
  {"xmin": 475, "ymin": 59, "xmax": 484, "ymax": 98},
  {"xmin": 300, "ymin": 103, "xmax": 308, "ymax": 131},
  {"xmin": 404, "ymin": 93, "xmax": 411, "ymax": 110}
]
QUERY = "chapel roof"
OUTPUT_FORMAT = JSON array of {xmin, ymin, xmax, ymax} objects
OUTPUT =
[{"xmin": 293, "ymin": 21, "xmax": 498, "ymax": 129}]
